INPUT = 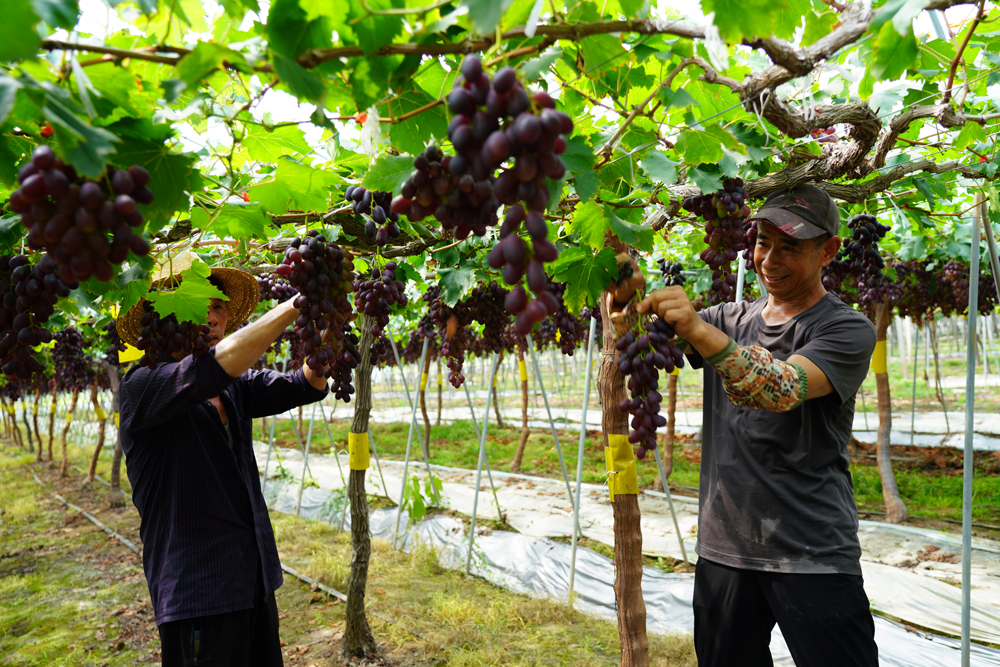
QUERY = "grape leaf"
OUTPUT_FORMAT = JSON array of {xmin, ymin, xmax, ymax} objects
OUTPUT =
[
  {"xmin": 562, "ymin": 135, "xmax": 600, "ymax": 203},
  {"xmin": 871, "ymin": 22, "xmax": 919, "ymax": 82},
  {"xmin": 218, "ymin": 0, "xmax": 259, "ymax": 18},
  {"xmin": 521, "ymin": 47, "xmax": 563, "ymax": 81},
  {"xmin": 688, "ymin": 166, "xmax": 724, "ymax": 193},
  {"xmin": 192, "ymin": 204, "xmax": 272, "ymax": 240},
  {"xmin": 176, "ymin": 42, "xmax": 249, "ymax": 88},
  {"xmin": 579, "ymin": 34, "xmax": 627, "ymax": 76},
  {"xmin": 548, "ymin": 246, "xmax": 618, "ymax": 315},
  {"xmin": 347, "ymin": 0, "xmax": 404, "ymax": 57},
  {"xmin": 437, "ymin": 259, "xmax": 477, "ymax": 306},
  {"xmin": 460, "ymin": 0, "xmax": 515, "ymax": 35},
  {"xmin": 147, "ymin": 266, "xmax": 227, "ymax": 324},
  {"xmin": 606, "ymin": 208, "xmax": 653, "ymax": 252},
  {"xmin": 249, "ymin": 157, "xmax": 339, "ymax": 214},
  {"xmin": 0, "ymin": 3, "xmax": 41, "ymax": 63},
  {"xmin": 264, "ymin": 0, "xmax": 332, "ymax": 59},
  {"xmin": 386, "ymin": 88, "xmax": 448, "ymax": 155},
  {"xmin": 569, "ymin": 200, "xmax": 608, "ymax": 250},
  {"xmin": 953, "ymin": 122, "xmax": 985, "ymax": 151},
  {"xmin": 675, "ymin": 125, "xmax": 738, "ymax": 165},
  {"xmin": 363, "ymin": 154, "xmax": 414, "ymax": 194},
  {"xmin": 241, "ymin": 124, "xmax": 311, "ymax": 164},
  {"xmin": 802, "ymin": 8, "xmax": 838, "ymax": 46},
  {"xmin": 30, "ymin": 0, "xmax": 79, "ymax": 31},
  {"xmin": 656, "ymin": 87, "xmax": 697, "ymax": 110},
  {"xmin": 0, "ymin": 75, "xmax": 23, "ymax": 126},
  {"xmin": 639, "ymin": 150, "xmax": 678, "ymax": 185},
  {"xmin": 273, "ymin": 54, "xmax": 325, "ymax": 103}
]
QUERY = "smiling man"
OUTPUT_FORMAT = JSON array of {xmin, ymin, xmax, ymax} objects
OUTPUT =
[
  {"xmin": 615, "ymin": 186, "xmax": 878, "ymax": 666},
  {"xmin": 116, "ymin": 257, "xmax": 328, "ymax": 667}
]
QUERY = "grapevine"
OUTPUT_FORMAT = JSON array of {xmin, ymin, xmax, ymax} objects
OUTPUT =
[{"xmin": 10, "ymin": 145, "xmax": 152, "ymax": 283}]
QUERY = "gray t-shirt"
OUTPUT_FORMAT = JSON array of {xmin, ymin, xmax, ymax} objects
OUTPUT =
[{"xmin": 691, "ymin": 293, "xmax": 876, "ymax": 575}]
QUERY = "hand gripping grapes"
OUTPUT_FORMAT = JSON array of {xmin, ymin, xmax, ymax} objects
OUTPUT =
[
  {"xmin": 117, "ymin": 256, "xmax": 336, "ymax": 665},
  {"xmin": 618, "ymin": 186, "xmax": 879, "ymax": 667}
]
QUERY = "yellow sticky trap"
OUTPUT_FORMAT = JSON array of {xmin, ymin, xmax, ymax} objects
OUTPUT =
[
  {"xmin": 604, "ymin": 434, "xmax": 639, "ymax": 502},
  {"xmin": 437, "ymin": 370, "xmax": 442, "ymax": 386},
  {"xmin": 95, "ymin": 406, "xmax": 107, "ymax": 421},
  {"xmin": 555, "ymin": 329, "xmax": 561, "ymax": 342},
  {"xmin": 119, "ymin": 345, "xmax": 143, "ymax": 363},
  {"xmin": 420, "ymin": 372, "xmax": 428, "ymax": 391},
  {"xmin": 65, "ymin": 413, "xmax": 73, "ymax": 425},
  {"xmin": 114, "ymin": 413, "xmax": 120, "ymax": 428},
  {"xmin": 518, "ymin": 360, "xmax": 528, "ymax": 383},
  {"xmin": 872, "ymin": 340, "xmax": 887, "ymax": 375},
  {"xmin": 348, "ymin": 431, "xmax": 370, "ymax": 470}
]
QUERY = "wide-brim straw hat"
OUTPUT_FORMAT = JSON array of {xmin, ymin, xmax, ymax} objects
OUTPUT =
[{"xmin": 116, "ymin": 251, "xmax": 259, "ymax": 347}]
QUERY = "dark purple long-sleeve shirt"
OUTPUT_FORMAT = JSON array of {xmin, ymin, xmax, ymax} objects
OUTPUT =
[{"xmin": 119, "ymin": 350, "xmax": 327, "ymax": 625}]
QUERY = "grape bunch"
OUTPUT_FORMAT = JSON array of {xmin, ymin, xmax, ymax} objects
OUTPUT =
[
  {"xmin": 425, "ymin": 286, "xmax": 472, "ymax": 387},
  {"xmin": 52, "ymin": 327, "xmax": 93, "ymax": 390},
  {"xmin": 683, "ymin": 178, "xmax": 752, "ymax": 302},
  {"xmin": 843, "ymin": 213, "xmax": 889, "ymax": 304},
  {"xmin": 134, "ymin": 301, "xmax": 214, "ymax": 370},
  {"xmin": 102, "ymin": 320, "xmax": 127, "ymax": 366},
  {"xmin": 9, "ymin": 145, "xmax": 152, "ymax": 283},
  {"xmin": 0, "ymin": 254, "xmax": 76, "ymax": 380},
  {"xmin": 400, "ymin": 315, "xmax": 436, "ymax": 364},
  {"xmin": 542, "ymin": 283, "xmax": 578, "ymax": 356},
  {"xmin": 353, "ymin": 261, "xmax": 407, "ymax": 362},
  {"xmin": 257, "ymin": 272, "xmax": 296, "ymax": 303},
  {"xmin": 938, "ymin": 260, "xmax": 999, "ymax": 317},
  {"xmin": 273, "ymin": 231, "xmax": 357, "ymax": 377},
  {"xmin": 810, "ymin": 126, "xmax": 838, "ymax": 143},
  {"xmin": 658, "ymin": 259, "xmax": 686, "ymax": 287},
  {"xmin": 742, "ymin": 221, "xmax": 759, "ymax": 272},
  {"xmin": 327, "ymin": 322, "xmax": 361, "ymax": 402},
  {"xmin": 465, "ymin": 281, "xmax": 510, "ymax": 354},
  {"xmin": 614, "ymin": 318, "xmax": 685, "ymax": 460},
  {"xmin": 345, "ymin": 186, "xmax": 401, "ymax": 246}
]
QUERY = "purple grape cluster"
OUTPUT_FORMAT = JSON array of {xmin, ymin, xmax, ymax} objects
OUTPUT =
[
  {"xmin": 658, "ymin": 259, "xmax": 686, "ymax": 287},
  {"xmin": 353, "ymin": 261, "xmax": 407, "ymax": 362},
  {"xmin": 465, "ymin": 281, "xmax": 510, "ymax": 355},
  {"xmin": 346, "ymin": 186, "xmax": 401, "ymax": 246},
  {"xmin": 327, "ymin": 322, "xmax": 360, "ymax": 402},
  {"xmin": 614, "ymin": 318, "xmax": 685, "ymax": 460},
  {"xmin": 844, "ymin": 213, "xmax": 888, "ymax": 303},
  {"xmin": 0, "ymin": 254, "xmax": 75, "ymax": 380},
  {"xmin": 135, "ymin": 300, "xmax": 214, "ymax": 370},
  {"xmin": 102, "ymin": 320, "xmax": 127, "ymax": 366},
  {"xmin": 257, "ymin": 272, "xmax": 296, "ymax": 303},
  {"xmin": 684, "ymin": 178, "xmax": 752, "ymax": 302},
  {"xmin": 425, "ymin": 286, "xmax": 472, "ymax": 387},
  {"xmin": 10, "ymin": 146, "xmax": 152, "ymax": 283},
  {"xmin": 52, "ymin": 327, "xmax": 93, "ymax": 390},
  {"xmin": 274, "ymin": 231, "xmax": 356, "ymax": 374}
]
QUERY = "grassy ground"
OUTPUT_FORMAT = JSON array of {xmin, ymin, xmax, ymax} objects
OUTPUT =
[{"xmin": 0, "ymin": 441, "xmax": 696, "ymax": 666}]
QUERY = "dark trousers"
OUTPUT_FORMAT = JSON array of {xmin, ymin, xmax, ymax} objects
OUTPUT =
[
  {"xmin": 693, "ymin": 557, "xmax": 878, "ymax": 667},
  {"xmin": 158, "ymin": 568, "xmax": 283, "ymax": 667}
]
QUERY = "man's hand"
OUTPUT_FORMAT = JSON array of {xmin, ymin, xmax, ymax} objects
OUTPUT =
[{"xmin": 637, "ymin": 287, "xmax": 731, "ymax": 359}]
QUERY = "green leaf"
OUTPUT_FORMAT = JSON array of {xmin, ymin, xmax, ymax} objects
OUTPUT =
[
  {"xmin": 460, "ymin": 0, "xmax": 515, "ymax": 35},
  {"xmin": 656, "ymin": 87, "xmax": 697, "ymax": 110},
  {"xmin": 272, "ymin": 54, "xmax": 325, "ymax": 103},
  {"xmin": 242, "ymin": 124, "xmax": 311, "ymax": 164},
  {"xmin": 638, "ymin": 150, "xmax": 678, "ymax": 185},
  {"xmin": 218, "ymin": 0, "xmax": 259, "ymax": 18},
  {"xmin": 569, "ymin": 200, "xmax": 608, "ymax": 250},
  {"xmin": 30, "ymin": 0, "xmax": 79, "ymax": 30},
  {"xmin": 0, "ymin": 75, "xmax": 23, "ymax": 126},
  {"xmin": 688, "ymin": 166, "xmax": 724, "ymax": 193},
  {"xmin": 348, "ymin": 0, "xmax": 404, "ymax": 57},
  {"xmin": 548, "ymin": 246, "xmax": 618, "ymax": 315},
  {"xmin": 561, "ymin": 135, "xmax": 600, "ymax": 203},
  {"xmin": 0, "ymin": 3, "xmax": 41, "ymax": 63},
  {"xmin": 192, "ymin": 204, "xmax": 272, "ymax": 240},
  {"xmin": 362, "ymin": 154, "xmax": 414, "ymax": 194},
  {"xmin": 579, "ymin": 34, "xmax": 627, "ymax": 75},
  {"xmin": 606, "ymin": 208, "xmax": 653, "ymax": 252},
  {"xmin": 176, "ymin": 42, "xmax": 248, "ymax": 88},
  {"xmin": 437, "ymin": 259, "xmax": 477, "ymax": 306},
  {"xmin": 385, "ymin": 88, "xmax": 448, "ymax": 155},
  {"xmin": 45, "ymin": 95, "xmax": 121, "ymax": 178},
  {"xmin": 147, "ymin": 265, "xmax": 227, "ymax": 324},
  {"xmin": 871, "ymin": 21, "xmax": 919, "ymax": 81},
  {"xmin": 953, "ymin": 122, "xmax": 986, "ymax": 151},
  {"xmin": 802, "ymin": 9, "xmax": 838, "ymax": 46},
  {"xmin": 702, "ymin": 0, "xmax": 796, "ymax": 42},
  {"xmin": 249, "ymin": 157, "xmax": 338, "ymax": 214},
  {"xmin": 675, "ymin": 124, "xmax": 738, "ymax": 165},
  {"xmin": 266, "ymin": 0, "xmax": 332, "ymax": 59},
  {"xmin": 718, "ymin": 147, "xmax": 748, "ymax": 177},
  {"xmin": 869, "ymin": 0, "xmax": 930, "ymax": 36},
  {"xmin": 521, "ymin": 47, "xmax": 563, "ymax": 81}
]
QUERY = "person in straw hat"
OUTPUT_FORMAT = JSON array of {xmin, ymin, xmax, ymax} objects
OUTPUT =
[{"xmin": 117, "ymin": 252, "xmax": 328, "ymax": 667}]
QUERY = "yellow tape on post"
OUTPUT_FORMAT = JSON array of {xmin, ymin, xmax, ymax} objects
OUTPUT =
[
  {"xmin": 604, "ymin": 434, "xmax": 639, "ymax": 502},
  {"xmin": 518, "ymin": 360, "xmax": 528, "ymax": 383},
  {"xmin": 32, "ymin": 405, "xmax": 38, "ymax": 417},
  {"xmin": 555, "ymin": 329, "xmax": 561, "ymax": 343},
  {"xmin": 437, "ymin": 370, "xmax": 442, "ymax": 386},
  {"xmin": 872, "ymin": 340, "xmax": 887, "ymax": 375},
  {"xmin": 95, "ymin": 406, "xmax": 106, "ymax": 421},
  {"xmin": 669, "ymin": 365, "xmax": 680, "ymax": 376},
  {"xmin": 348, "ymin": 431, "xmax": 370, "ymax": 470},
  {"xmin": 420, "ymin": 372, "xmax": 428, "ymax": 391},
  {"xmin": 114, "ymin": 413, "xmax": 120, "ymax": 428},
  {"xmin": 65, "ymin": 412, "xmax": 73, "ymax": 425}
]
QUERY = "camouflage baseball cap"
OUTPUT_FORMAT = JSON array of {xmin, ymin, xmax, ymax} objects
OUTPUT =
[{"xmin": 748, "ymin": 186, "xmax": 840, "ymax": 239}]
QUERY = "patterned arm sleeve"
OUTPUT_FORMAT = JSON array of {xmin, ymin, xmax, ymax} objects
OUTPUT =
[
  {"xmin": 704, "ymin": 338, "xmax": 808, "ymax": 413},
  {"xmin": 605, "ymin": 285, "xmax": 646, "ymax": 342}
]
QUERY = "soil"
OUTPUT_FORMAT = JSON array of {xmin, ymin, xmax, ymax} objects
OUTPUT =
[{"xmin": 847, "ymin": 436, "xmax": 1000, "ymax": 476}]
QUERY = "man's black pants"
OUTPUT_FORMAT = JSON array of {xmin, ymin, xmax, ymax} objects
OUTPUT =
[
  {"xmin": 158, "ymin": 567, "xmax": 283, "ymax": 667},
  {"xmin": 693, "ymin": 557, "xmax": 878, "ymax": 667}
]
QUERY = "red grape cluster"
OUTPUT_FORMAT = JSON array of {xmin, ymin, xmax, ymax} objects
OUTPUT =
[
  {"xmin": 541, "ymin": 283, "xmax": 579, "ymax": 356},
  {"xmin": 425, "ymin": 286, "xmax": 472, "ymax": 387},
  {"xmin": 464, "ymin": 281, "xmax": 510, "ymax": 355},
  {"xmin": 274, "ymin": 231, "xmax": 357, "ymax": 376},
  {"xmin": 135, "ymin": 300, "xmax": 214, "ymax": 370},
  {"xmin": 327, "ymin": 322, "xmax": 361, "ymax": 402},
  {"xmin": 614, "ymin": 318, "xmax": 685, "ymax": 460},
  {"xmin": 843, "ymin": 213, "xmax": 888, "ymax": 303},
  {"xmin": 257, "ymin": 272, "xmax": 296, "ymax": 303},
  {"xmin": 102, "ymin": 320, "xmax": 127, "ymax": 366},
  {"xmin": 10, "ymin": 146, "xmax": 152, "ymax": 283},
  {"xmin": 346, "ymin": 186, "xmax": 401, "ymax": 246},
  {"xmin": 353, "ymin": 261, "xmax": 407, "ymax": 362},
  {"xmin": 52, "ymin": 327, "xmax": 93, "ymax": 390},
  {"xmin": 684, "ymin": 178, "xmax": 752, "ymax": 301},
  {"xmin": 938, "ymin": 260, "xmax": 999, "ymax": 317},
  {"xmin": 810, "ymin": 126, "xmax": 838, "ymax": 143},
  {"xmin": 0, "ymin": 254, "xmax": 75, "ymax": 380},
  {"xmin": 658, "ymin": 259, "xmax": 686, "ymax": 287}
]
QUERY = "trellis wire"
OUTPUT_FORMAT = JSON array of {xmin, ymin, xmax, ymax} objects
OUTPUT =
[
  {"xmin": 567, "ymin": 316, "xmax": 597, "ymax": 608},
  {"xmin": 465, "ymin": 352, "xmax": 502, "ymax": 576}
]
